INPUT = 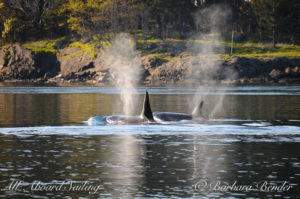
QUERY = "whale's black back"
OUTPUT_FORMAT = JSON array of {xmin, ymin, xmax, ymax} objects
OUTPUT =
[
  {"xmin": 153, "ymin": 112, "xmax": 192, "ymax": 121},
  {"xmin": 153, "ymin": 100, "xmax": 205, "ymax": 122}
]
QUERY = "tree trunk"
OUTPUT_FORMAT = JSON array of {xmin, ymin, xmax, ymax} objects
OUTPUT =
[
  {"xmin": 259, "ymin": 30, "xmax": 262, "ymax": 44},
  {"xmin": 230, "ymin": 30, "xmax": 234, "ymax": 56},
  {"xmin": 272, "ymin": 0, "xmax": 276, "ymax": 48},
  {"xmin": 272, "ymin": 26, "xmax": 276, "ymax": 48}
]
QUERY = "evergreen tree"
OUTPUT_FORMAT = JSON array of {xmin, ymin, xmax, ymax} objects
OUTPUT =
[{"xmin": 0, "ymin": 0, "xmax": 298, "ymax": 44}]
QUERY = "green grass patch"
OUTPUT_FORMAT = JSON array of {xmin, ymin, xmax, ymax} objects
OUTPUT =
[
  {"xmin": 4, "ymin": 33, "xmax": 299, "ymax": 62},
  {"xmin": 67, "ymin": 42, "xmax": 97, "ymax": 59},
  {"xmin": 23, "ymin": 38, "xmax": 98, "ymax": 59},
  {"xmin": 233, "ymin": 51, "xmax": 300, "ymax": 59},
  {"xmin": 23, "ymin": 40, "xmax": 57, "ymax": 54},
  {"xmin": 136, "ymin": 36, "xmax": 300, "ymax": 61},
  {"xmin": 145, "ymin": 52, "xmax": 179, "ymax": 62},
  {"xmin": 22, "ymin": 37, "xmax": 68, "ymax": 54},
  {"xmin": 136, "ymin": 38, "xmax": 163, "ymax": 48},
  {"xmin": 227, "ymin": 42, "xmax": 300, "ymax": 59}
]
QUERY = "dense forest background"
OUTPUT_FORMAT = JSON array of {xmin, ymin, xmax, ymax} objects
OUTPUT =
[{"xmin": 0, "ymin": 0, "xmax": 299, "ymax": 46}]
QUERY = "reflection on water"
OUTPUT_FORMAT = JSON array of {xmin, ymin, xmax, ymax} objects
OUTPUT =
[
  {"xmin": 0, "ymin": 134, "xmax": 300, "ymax": 198},
  {"xmin": 1, "ymin": 93, "xmax": 300, "ymax": 127},
  {"xmin": 0, "ymin": 94, "xmax": 113, "ymax": 127},
  {"xmin": 0, "ymin": 86, "xmax": 300, "ymax": 198}
]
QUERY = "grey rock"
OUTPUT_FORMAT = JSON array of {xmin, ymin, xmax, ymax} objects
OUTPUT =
[
  {"xmin": 269, "ymin": 69, "xmax": 283, "ymax": 79},
  {"xmin": 58, "ymin": 47, "xmax": 95, "ymax": 77},
  {"xmin": 0, "ymin": 45, "xmax": 37, "ymax": 79},
  {"xmin": 0, "ymin": 45, "xmax": 59, "ymax": 80},
  {"xmin": 141, "ymin": 55, "xmax": 165, "ymax": 70}
]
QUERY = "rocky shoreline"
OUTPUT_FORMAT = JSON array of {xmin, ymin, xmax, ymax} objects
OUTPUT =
[{"xmin": 1, "ymin": 45, "xmax": 300, "ymax": 85}]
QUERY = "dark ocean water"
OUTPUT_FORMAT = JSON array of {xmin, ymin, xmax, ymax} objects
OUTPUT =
[{"xmin": 0, "ymin": 86, "xmax": 299, "ymax": 198}]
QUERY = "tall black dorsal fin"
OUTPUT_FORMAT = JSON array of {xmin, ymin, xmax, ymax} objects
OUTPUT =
[
  {"xmin": 141, "ymin": 90, "xmax": 154, "ymax": 121},
  {"xmin": 192, "ymin": 100, "xmax": 205, "ymax": 118}
]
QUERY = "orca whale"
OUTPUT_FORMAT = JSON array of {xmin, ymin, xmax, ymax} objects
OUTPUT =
[
  {"xmin": 153, "ymin": 101, "xmax": 205, "ymax": 122},
  {"xmin": 103, "ymin": 91, "xmax": 155, "ymax": 125}
]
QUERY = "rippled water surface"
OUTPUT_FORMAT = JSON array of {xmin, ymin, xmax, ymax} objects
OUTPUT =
[{"xmin": 0, "ymin": 85, "xmax": 300, "ymax": 198}]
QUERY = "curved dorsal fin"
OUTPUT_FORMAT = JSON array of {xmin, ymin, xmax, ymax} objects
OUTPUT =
[
  {"xmin": 192, "ymin": 100, "xmax": 205, "ymax": 118},
  {"xmin": 141, "ymin": 90, "xmax": 154, "ymax": 121}
]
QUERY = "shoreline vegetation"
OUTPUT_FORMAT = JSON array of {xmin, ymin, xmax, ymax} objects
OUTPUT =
[
  {"xmin": 0, "ymin": 0, "xmax": 299, "ymax": 85},
  {"xmin": 0, "ymin": 37, "xmax": 299, "ymax": 85}
]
